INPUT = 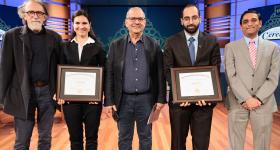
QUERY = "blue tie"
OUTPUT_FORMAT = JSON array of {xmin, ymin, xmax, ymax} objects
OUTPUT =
[{"xmin": 188, "ymin": 37, "xmax": 195, "ymax": 65}]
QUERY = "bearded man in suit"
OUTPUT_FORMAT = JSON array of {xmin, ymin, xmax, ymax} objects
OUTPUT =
[{"xmin": 163, "ymin": 4, "xmax": 221, "ymax": 150}]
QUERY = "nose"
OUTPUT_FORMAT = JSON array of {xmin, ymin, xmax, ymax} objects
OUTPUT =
[
  {"xmin": 33, "ymin": 13, "xmax": 40, "ymax": 19},
  {"xmin": 189, "ymin": 18, "xmax": 194, "ymax": 24},
  {"xmin": 134, "ymin": 19, "xmax": 141, "ymax": 24}
]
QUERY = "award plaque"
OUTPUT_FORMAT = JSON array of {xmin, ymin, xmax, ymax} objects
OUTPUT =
[
  {"xmin": 57, "ymin": 65, "xmax": 103, "ymax": 102},
  {"xmin": 171, "ymin": 66, "xmax": 222, "ymax": 103}
]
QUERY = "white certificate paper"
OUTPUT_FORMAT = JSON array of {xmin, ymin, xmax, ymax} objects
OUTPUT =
[
  {"xmin": 179, "ymin": 72, "xmax": 214, "ymax": 97},
  {"xmin": 64, "ymin": 72, "xmax": 96, "ymax": 96}
]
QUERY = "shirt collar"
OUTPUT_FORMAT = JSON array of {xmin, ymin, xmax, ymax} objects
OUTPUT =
[
  {"xmin": 71, "ymin": 36, "xmax": 95, "ymax": 44},
  {"xmin": 184, "ymin": 29, "xmax": 199, "ymax": 42},
  {"xmin": 128, "ymin": 35, "xmax": 144, "ymax": 43},
  {"xmin": 244, "ymin": 36, "xmax": 259, "ymax": 46}
]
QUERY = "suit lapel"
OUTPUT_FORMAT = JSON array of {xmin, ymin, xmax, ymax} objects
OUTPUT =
[
  {"xmin": 19, "ymin": 26, "xmax": 32, "ymax": 62},
  {"xmin": 195, "ymin": 32, "xmax": 204, "ymax": 65},
  {"xmin": 255, "ymin": 38, "xmax": 264, "ymax": 70},
  {"xmin": 178, "ymin": 31, "xmax": 192, "ymax": 65},
  {"xmin": 70, "ymin": 42, "xmax": 80, "ymax": 64},
  {"xmin": 143, "ymin": 35, "xmax": 151, "ymax": 66},
  {"xmin": 119, "ymin": 36, "xmax": 128, "ymax": 76},
  {"xmin": 239, "ymin": 38, "xmax": 254, "ymax": 68},
  {"xmin": 45, "ymin": 29, "xmax": 54, "ymax": 65}
]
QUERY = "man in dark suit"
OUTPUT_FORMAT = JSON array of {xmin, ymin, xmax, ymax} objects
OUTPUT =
[
  {"xmin": 0, "ymin": 0, "xmax": 62, "ymax": 149},
  {"xmin": 163, "ymin": 4, "xmax": 221, "ymax": 150},
  {"xmin": 104, "ymin": 7, "xmax": 166, "ymax": 150}
]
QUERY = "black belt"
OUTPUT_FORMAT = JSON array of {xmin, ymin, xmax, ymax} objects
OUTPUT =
[
  {"xmin": 123, "ymin": 91, "xmax": 150, "ymax": 95},
  {"xmin": 33, "ymin": 81, "xmax": 48, "ymax": 87}
]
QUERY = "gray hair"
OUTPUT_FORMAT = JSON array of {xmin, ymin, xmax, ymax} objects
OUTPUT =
[
  {"xmin": 126, "ymin": 7, "xmax": 146, "ymax": 18},
  {"xmin": 17, "ymin": 0, "xmax": 48, "ymax": 19}
]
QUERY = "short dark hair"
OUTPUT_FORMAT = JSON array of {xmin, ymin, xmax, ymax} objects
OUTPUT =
[
  {"xmin": 240, "ymin": 10, "xmax": 262, "ymax": 25},
  {"xmin": 71, "ymin": 9, "xmax": 97, "ymax": 40},
  {"xmin": 181, "ymin": 4, "xmax": 200, "ymax": 18}
]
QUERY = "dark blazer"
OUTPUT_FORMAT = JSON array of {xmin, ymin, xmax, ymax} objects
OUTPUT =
[
  {"xmin": 62, "ymin": 40, "xmax": 106, "ymax": 67},
  {"xmin": 0, "ymin": 26, "xmax": 63, "ymax": 119},
  {"xmin": 164, "ymin": 31, "xmax": 221, "ymax": 102},
  {"xmin": 104, "ymin": 35, "xmax": 166, "ymax": 110}
]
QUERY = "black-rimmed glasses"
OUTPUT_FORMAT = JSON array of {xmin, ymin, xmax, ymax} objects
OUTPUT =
[
  {"xmin": 126, "ymin": 17, "xmax": 146, "ymax": 22},
  {"xmin": 25, "ymin": 11, "xmax": 45, "ymax": 17}
]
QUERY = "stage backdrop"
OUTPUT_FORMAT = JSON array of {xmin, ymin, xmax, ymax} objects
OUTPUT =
[
  {"xmin": 251, "ymin": 4, "xmax": 280, "ymax": 44},
  {"xmin": 0, "ymin": 5, "xmax": 22, "ymax": 47},
  {"xmin": 87, "ymin": 6, "xmax": 185, "ymax": 51}
]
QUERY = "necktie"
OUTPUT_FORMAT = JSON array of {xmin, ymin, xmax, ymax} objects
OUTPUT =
[
  {"xmin": 188, "ymin": 37, "xmax": 195, "ymax": 65},
  {"xmin": 248, "ymin": 39, "xmax": 257, "ymax": 69}
]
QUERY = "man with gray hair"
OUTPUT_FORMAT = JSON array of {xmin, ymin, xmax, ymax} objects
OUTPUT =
[
  {"xmin": 0, "ymin": 0, "xmax": 62, "ymax": 149},
  {"xmin": 104, "ymin": 7, "xmax": 166, "ymax": 150}
]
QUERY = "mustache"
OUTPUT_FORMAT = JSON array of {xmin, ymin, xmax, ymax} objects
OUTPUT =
[{"xmin": 187, "ymin": 24, "xmax": 196, "ymax": 28}]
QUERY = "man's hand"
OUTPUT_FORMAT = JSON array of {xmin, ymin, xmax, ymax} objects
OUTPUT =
[
  {"xmin": 195, "ymin": 100, "xmax": 211, "ymax": 107},
  {"xmin": 103, "ymin": 105, "xmax": 117, "ymax": 118},
  {"xmin": 245, "ymin": 97, "xmax": 261, "ymax": 110},
  {"xmin": 155, "ymin": 103, "xmax": 165, "ymax": 110},
  {"xmin": 53, "ymin": 94, "xmax": 65, "ymax": 105},
  {"xmin": 180, "ymin": 102, "xmax": 191, "ymax": 107},
  {"xmin": 89, "ymin": 102, "xmax": 99, "ymax": 105}
]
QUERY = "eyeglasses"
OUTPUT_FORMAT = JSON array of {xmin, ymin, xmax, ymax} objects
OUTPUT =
[
  {"xmin": 126, "ymin": 17, "xmax": 146, "ymax": 22},
  {"xmin": 25, "ymin": 11, "xmax": 46, "ymax": 17}
]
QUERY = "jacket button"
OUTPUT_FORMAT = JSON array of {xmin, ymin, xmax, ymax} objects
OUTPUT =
[
  {"xmin": 251, "ymin": 88, "xmax": 253, "ymax": 91},
  {"xmin": 252, "ymin": 74, "xmax": 254, "ymax": 77}
]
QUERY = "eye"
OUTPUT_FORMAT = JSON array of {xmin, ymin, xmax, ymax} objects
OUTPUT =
[{"xmin": 242, "ymin": 20, "xmax": 248, "ymax": 24}]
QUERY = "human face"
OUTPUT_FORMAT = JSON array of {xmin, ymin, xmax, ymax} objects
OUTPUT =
[
  {"xmin": 23, "ymin": 2, "xmax": 46, "ymax": 32},
  {"xmin": 125, "ymin": 8, "xmax": 146, "ymax": 35},
  {"xmin": 181, "ymin": 6, "xmax": 201, "ymax": 34},
  {"xmin": 240, "ymin": 13, "xmax": 262, "ymax": 39},
  {"xmin": 73, "ymin": 15, "xmax": 91, "ymax": 38}
]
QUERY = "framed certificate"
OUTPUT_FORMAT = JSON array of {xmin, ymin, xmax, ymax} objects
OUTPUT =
[
  {"xmin": 57, "ymin": 65, "xmax": 103, "ymax": 102},
  {"xmin": 171, "ymin": 66, "xmax": 222, "ymax": 103}
]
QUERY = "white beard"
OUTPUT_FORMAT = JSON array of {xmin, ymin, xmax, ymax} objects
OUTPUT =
[{"xmin": 28, "ymin": 21, "xmax": 43, "ymax": 32}]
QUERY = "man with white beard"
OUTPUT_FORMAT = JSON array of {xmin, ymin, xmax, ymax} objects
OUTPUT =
[{"xmin": 0, "ymin": 0, "xmax": 63, "ymax": 149}]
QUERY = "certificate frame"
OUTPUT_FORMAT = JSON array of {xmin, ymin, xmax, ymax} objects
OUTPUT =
[
  {"xmin": 57, "ymin": 65, "xmax": 103, "ymax": 102},
  {"xmin": 171, "ymin": 66, "xmax": 222, "ymax": 103}
]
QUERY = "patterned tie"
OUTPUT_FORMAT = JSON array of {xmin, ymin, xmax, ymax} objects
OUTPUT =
[
  {"xmin": 188, "ymin": 37, "xmax": 195, "ymax": 65},
  {"xmin": 248, "ymin": 39, "xmax": 257, "ymax": 69}
]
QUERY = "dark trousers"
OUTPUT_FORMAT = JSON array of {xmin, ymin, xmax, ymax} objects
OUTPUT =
[
  {"xmin": 14, "ymin": 85, "xmax": 55, "ymax": 150},
  {"xmin": 118, "ymin": 93, "xmax": 153, "ymax": 150},
  {"xmin": 169, "ymin": 104, "xmax": 214, "ymax": 150},
  {"xmin": 63, "ymin": 103, "xmax": 102, "ymax": 150}
]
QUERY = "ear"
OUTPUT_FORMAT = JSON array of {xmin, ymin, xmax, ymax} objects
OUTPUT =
[
  {"xmin": 124, "ymin": 20, "xmax": 127, "ymax": 28},
  {"xmin": 180, "ymin": 18, "xmax": 184, "ymax": 26}
]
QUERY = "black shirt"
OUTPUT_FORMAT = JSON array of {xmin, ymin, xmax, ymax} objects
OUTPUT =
[{"xmin": 28, "ymin": 27, "xmax": 49, "ymax": 83}]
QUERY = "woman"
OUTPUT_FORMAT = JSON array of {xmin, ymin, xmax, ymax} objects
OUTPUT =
[{"xmin": 58, "ymin": 10, "xmax": 105, "ymax": 150}]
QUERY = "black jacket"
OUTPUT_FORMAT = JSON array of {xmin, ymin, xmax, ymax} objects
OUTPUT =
[
  {"xmin": 0, "ymin": 26, "xmax": 63, "ymax": 119},
  {"xmin": 62, "ymin": 40, "xmax": 106, "ymax": 66},
  {"xmin": 104, "ymin": 35, "xmax": 166, "ymax": 111}
]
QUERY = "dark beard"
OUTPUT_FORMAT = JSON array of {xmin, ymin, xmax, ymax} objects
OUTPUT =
[{"xmin": 183, "ymin": 24, "xmax": 199, "ymax": 34}]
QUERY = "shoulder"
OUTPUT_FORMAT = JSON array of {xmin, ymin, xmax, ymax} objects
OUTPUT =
[
  {"xmin": 46, "ymin": 28, "xmax": 61, "ymax": 40},
  {"xmin": 261, "ymin": 38, "xmax": 278, "ymax": 47},
  {"xmin": 200, "ymin": 32, "xmax": 217, "ymax": 41},
  {"xmin": 225, "ymin": 39, "xmax": 243, "ymax": 49},
  {"xmin": 110, "ymin": 36, "xmax": 127, "ymax": 46},
  {"xmin": 4, "ymin": 26, "xmax": 22, "ymax": 36},
  {"xmin": 143, "ymin": 35, "xmax": 159, "ymax": 45},
  {"xmin": 166, "ymin": 31, "xmax": 184, "ymax": 43}
]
